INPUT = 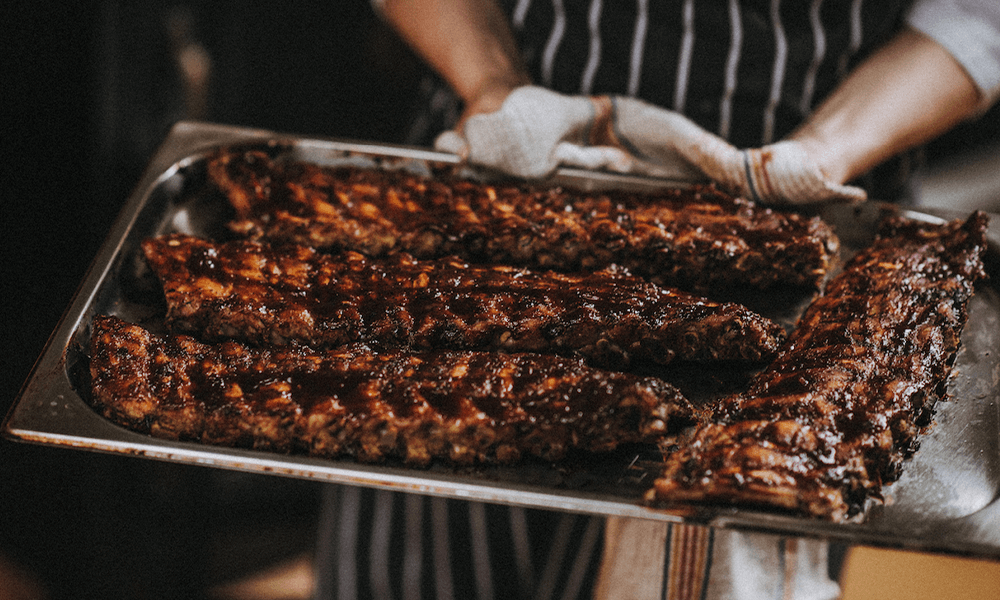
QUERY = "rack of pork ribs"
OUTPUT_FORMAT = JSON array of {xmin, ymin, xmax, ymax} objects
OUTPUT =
[
  {"xmin": 652, "ymin": 212, "xmax": 989, "ymax": 520},
  {"xmin": 88, "ymin": 148, "xmax": 989, "ymax": 521},
  {"xmin": 207, "ymin": 149, "xmax": 840, "ymax": 294}
]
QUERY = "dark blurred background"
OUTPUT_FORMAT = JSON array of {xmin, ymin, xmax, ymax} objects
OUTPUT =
[
  {"xmin": 2, "ymin": 2, "xmax": 429, "ymax": 598},
  {"xmin": 3, "ymin": 3, "xmax": 999, "ymax": 599}
]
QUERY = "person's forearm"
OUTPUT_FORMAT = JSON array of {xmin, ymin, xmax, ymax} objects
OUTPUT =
[
  {"xmin": 377, "ymin": 0, "xmax": 530, "ymax": 116},
  {"xmin": 791, "ymin": 27, "xmax": 982, "ymax": 185}
]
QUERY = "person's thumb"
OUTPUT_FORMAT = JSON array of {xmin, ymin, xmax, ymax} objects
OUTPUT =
[{"xmin": 434, "ymin": 130, "xmax": 470, "ymax": 160}]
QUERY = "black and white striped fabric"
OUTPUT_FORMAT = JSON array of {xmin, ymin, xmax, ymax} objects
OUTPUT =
[
  {"xmin": 403, "ymin": 0, "xmax": 923, "ymax": 200},
  {"xmin": 315, "ymin": 486, "xmax": 606, "ymax": 600},
  {"xmin": 313, "ymin": 485, "xmax": 841, "ymax": 600},
  {"xmin": 502, "ymin": 0, "xmax": 909, "ymax": 148},
  {"xmin": 405, "ymin": 1, "xmax": 914, "ymax": 146}
]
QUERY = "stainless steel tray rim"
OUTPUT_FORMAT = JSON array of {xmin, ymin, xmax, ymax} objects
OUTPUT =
[{"xmin": 5, "ymin": 120, "xmax": 1000, "ymax": 559}]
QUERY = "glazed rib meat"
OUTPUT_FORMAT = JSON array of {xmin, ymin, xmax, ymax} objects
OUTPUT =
[
  {"xmin": 650, "ymin": 212, "xmax": 989, "ymax": 521},
  {"xmin": 89, "ymin": 315, "xmax": 695, "ymax": 466},
  {"xmin": 142, "ymin": 234, "xmax": 786, "ymax": 369},
  {"xmin": 208, "ymin": 149, "xmax": 840, "ymax": 293}
]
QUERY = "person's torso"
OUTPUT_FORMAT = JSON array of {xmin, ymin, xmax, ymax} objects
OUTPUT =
[
  {"xmin": 404, "ymin": 0, "xmax": 918, "ymax": 200},
  {"xmin": 502, "ymin": 0, "xmax": 910, "ymax": 148}
]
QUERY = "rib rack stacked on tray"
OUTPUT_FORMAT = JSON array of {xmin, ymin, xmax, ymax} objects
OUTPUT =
[
  {"xmin": 87, "ymin": 147, "xmax": 990, "ymax": 522},
  {"xmin": 140, "ymin": 234, "xmax": 787, "ymax": 369},
  {"xmin": 89, "ymin": 315, "xmax": 695, "ymax": 466},
  {"xmin": 652, "ymin": 212, "xmax": 989, "ymax": 520},
  {"xmin": 209, "ymin": 149, "xmax": 840, "ymax": 294}
]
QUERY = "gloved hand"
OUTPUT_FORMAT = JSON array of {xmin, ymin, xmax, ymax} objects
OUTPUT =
[
  {"xmin": 435, "ymin": 85, "xmax": 867, "ymax": 205},
  {"xmin": 610, "ymin": 95, "xmax": 867, "ymax": 204},
  {"xmin": 434, "ymin": 86, "xmax": 648, "ymax": 179}
]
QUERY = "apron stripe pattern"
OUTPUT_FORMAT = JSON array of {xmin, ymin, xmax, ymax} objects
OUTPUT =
[
  {"xmin": 662, "ymin": 523, "xmax": 715, "ymax": 600},
  {"xmin": 318, "ymin": 487, "xmax": 605, "ymax": 599}
]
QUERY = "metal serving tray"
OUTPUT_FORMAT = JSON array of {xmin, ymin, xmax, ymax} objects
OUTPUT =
[{"xmin": 6, "ymin": 121, "xmax": 1000, "ymax": 559}]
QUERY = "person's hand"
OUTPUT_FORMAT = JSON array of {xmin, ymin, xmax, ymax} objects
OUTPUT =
[
  {"xmin": 435, "ymin": 86, "xmax": 867, "ymax": 205},
  {"xmin": 436, "ymin": 86, "xmax": 649, "ymax": 179},
  {"xmin": 611, "ymin": 96, "xmax": 867, "ymax": 204}
]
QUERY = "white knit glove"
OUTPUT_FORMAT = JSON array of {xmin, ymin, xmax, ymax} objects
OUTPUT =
[
  {"xmin": 434, "ymin": 86, "xmax": 701, "ymax": 181},
  {"xmin": 435, "ymin": 86, "xmax": 867, "ymax": 205},
  {"xmin": 611, "ymin": 95, "xmax": 867, "ymax": 204}
]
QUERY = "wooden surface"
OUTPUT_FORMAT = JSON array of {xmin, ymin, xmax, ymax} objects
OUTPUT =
[{"xmin": 840, "ymin": 546, "xmax": 1000, "ymax": 600}]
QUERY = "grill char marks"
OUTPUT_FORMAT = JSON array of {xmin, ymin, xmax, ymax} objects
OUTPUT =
[
  {"xmin": 651, "ymin": 212, "xmax": 990, "ymax": 521},
  {"xmin": 142, "ymin": 234, "xmax": 787, "ymax": 369},
  {"xmin": 209, "ymin": 149, "xmax": 840, "ymax": 293},
  {"xmin": 89, "ymin": 315, "xmax": 696, "ymax": 466}
]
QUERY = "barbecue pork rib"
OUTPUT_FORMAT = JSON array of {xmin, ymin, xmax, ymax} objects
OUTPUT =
[
  {"xmin": 208, "ymin": 149, "xmax": 839, "ymax": 293},
  {"xmin": 650, "ymin": 211, "xmax": 989, "ymax": 521},
  {"xmin": 89, "ymin": 315, "xmax": 695, "ymax": 466},
  {"xmin": 142, "ymin": 234, "xmax": 786, "ymax": 369}
]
